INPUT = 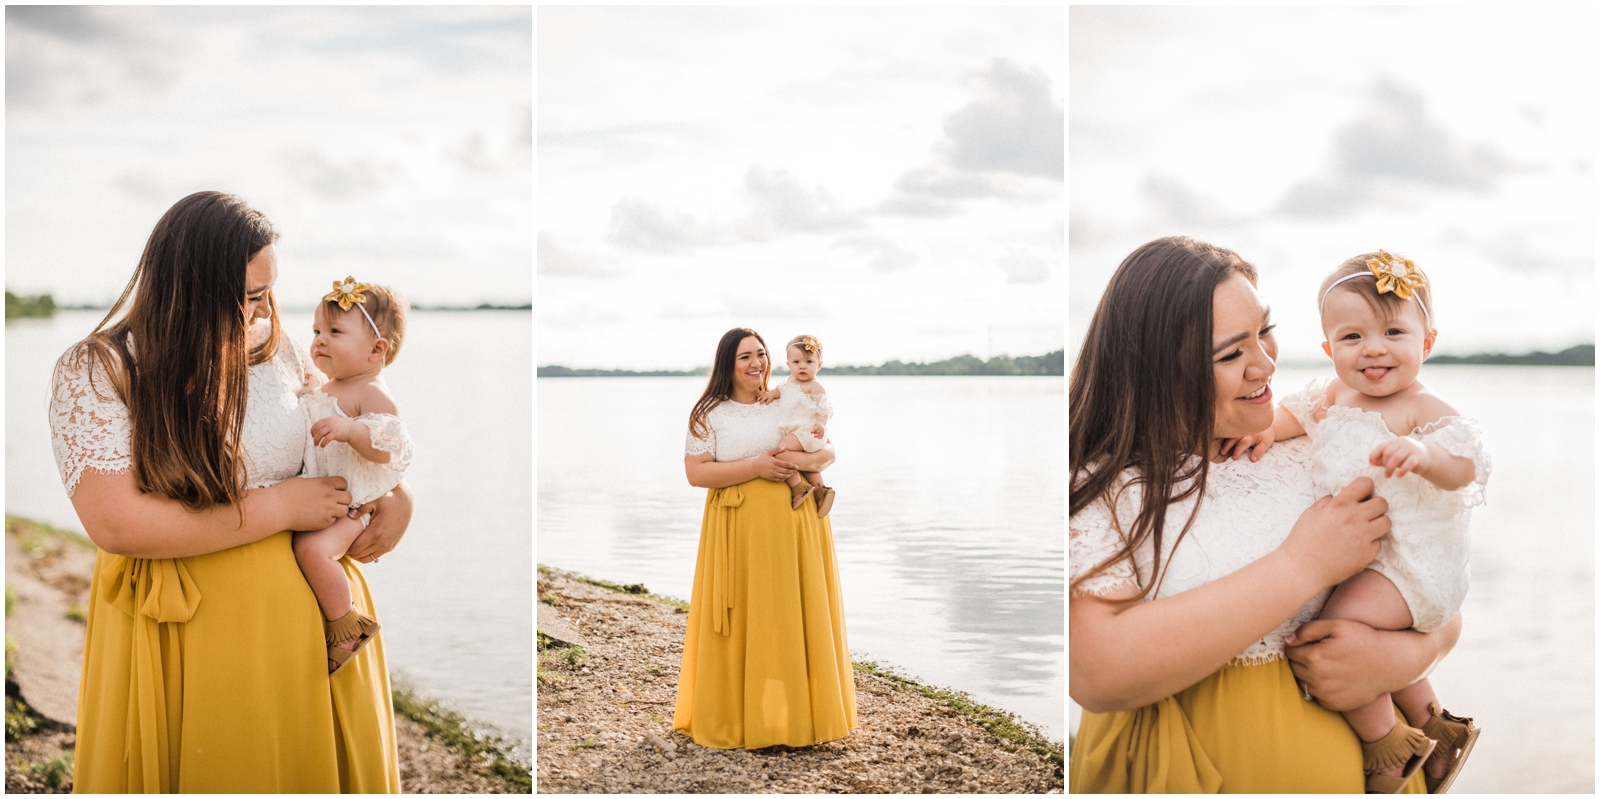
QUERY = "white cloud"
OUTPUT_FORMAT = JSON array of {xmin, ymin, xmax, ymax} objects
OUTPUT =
[{"xmin": 942, "ymin": 59, "xmax": 1063, "ymax": 180}]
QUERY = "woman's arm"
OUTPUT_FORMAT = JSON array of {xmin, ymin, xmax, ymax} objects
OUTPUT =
[
  {"xmin": 347, "ymin": 481, "xmax": 413, "ymax": 562},
  {"xmin": 775, "ymin": 441, "xmax": 835, "ymax": 472},
  {"xmin": 1070, "ymin": 477, "xmax": 1392, "ymax": 713},
  {"xmin": 685, "ymin": 449, "xmax": 799, "ymax": 488},
  {"xmin": 1284, "ymin": 613, "xmax": 1462, "ymax": 711},
  {"xmin": 71, "ymin": 470, "xmax": 353, "ymax": 559}
]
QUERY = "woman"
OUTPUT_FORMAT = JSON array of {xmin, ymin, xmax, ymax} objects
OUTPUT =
[
  {"xmin": 673, "ymin": 328, "xmax": 856, "ymax": 749},
  {"xmin": 1068, "ymin": 237, "xmax": 1461, "ymax": 792},
  {"xmin": 50, "ymin": 192, "xmax": 411, "ymax": 792}
]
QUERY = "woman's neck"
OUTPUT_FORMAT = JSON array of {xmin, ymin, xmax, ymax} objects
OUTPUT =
[{"xmin": 730, "ymin": 386, "xmax": 760, "ymax": 404}]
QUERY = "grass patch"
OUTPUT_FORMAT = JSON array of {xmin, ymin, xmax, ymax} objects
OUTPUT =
[
  {"xmin": 5, "ymin": 582, "xmax": 14, "ymax": 617},
  {"xmin": 571, "ymin": 736, "xmax": 596, "ymax": 749},
  {"xmin": 6, "ymin": 514, "xmax": 96, "ymax": 557},
  {"xmin": 537, "ymin": 564, "xmax": 689, "ymax": 610},
  {"xmin": 6, "ymin": 696, "xmax": 39, "ymax": 741},
  {"xmin": 852, "ymin": 659, "xmax": 1064, "ymax": 767},
  {"xmin": 26, "ymin": 754, "xmax": 73, "ymax": 790},
  {"xmin": 560, "ymin": 646, "xmax": 587, "ymax": 667},
  {"xmin": 65, "ymin": 605, "xmax": 87, "ymax": 623},
  {"xmin": 392, "ymin": 685, "xmax": 531, "ymax": 793},
  {"xmin": 5, "ymin": 634, "xmax": 15, "ymax": 680}
]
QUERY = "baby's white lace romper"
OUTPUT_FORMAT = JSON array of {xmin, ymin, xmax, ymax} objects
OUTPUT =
[
  {"xmin": 1281, "ymin": 377, "xmax": 1491, "ymax": 632},
  {"xmin": 300, "ymin": 391, "xmax": 414, "ymax": 508},
  {"xmin": 774, "ymin": 383, "xmax": 832, "ymax": 453}
]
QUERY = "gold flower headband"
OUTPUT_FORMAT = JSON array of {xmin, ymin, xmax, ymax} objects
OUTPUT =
[
  {"xmin": 323, "ymin": 276, "xmax": 383, "ymax": 338},
  {"xmin": 1318, "ymin": 251, "xmax": 1431, "ymax": 327},
  {"xmin": 798, "ymin": 335, "xmax": 820, "ymax": 354}
]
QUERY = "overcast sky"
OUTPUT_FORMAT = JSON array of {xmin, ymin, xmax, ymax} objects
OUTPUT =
[
  {"xmin": 539, "ymin": 6, "xmax": 1063, "ymax": 371},
  {"xmin": 6, "ymin": 6, "xmax": 531, "ymax": 309},
  {"xmin": 1070, "ymin": 6, "xmax": 1594, "ymax": 362}
]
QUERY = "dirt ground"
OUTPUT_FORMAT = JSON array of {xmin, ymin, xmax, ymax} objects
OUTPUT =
[
  {"xmin": 536, "ymin": 569, "xmax": 1063, "ymax": 794},
  {"xmin": 4, "ymin": 516, "xmax": 527, "ymax": 794}
]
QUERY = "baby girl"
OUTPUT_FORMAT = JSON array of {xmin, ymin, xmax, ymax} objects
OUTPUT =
[
  {"xmin": 294, "ymin": 277, "xmax": 415, "ymax": 676},
  {"xmin": 756, "ymin": 334, "xmax": 836, "ymax": 517},
  {"xmin": 1229, "ymin": 252, "xmax": 1488, "ymax": 793}
]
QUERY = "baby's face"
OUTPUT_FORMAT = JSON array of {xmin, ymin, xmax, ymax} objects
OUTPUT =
[
  {"xmin": 310, "ymin": 303, "xmax": 383, "ymax": 379},
  {"xmin": 1320, "ymin": 289, "xmax": 1434, "ymax": 398},
  {"xmin": 787, "ymin": 347, "xmax": 821, "ymax": 381}
]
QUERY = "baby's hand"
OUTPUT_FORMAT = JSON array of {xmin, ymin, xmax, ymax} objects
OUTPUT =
[
  {"xmin": 811, "ymin": 423, "xmax": 826, "ymax": 439},
  {"xmin": 310, "ymin": 416, "xmax": 361, "ymax": 448},
  {"xmin": 1224, "ymin": 427, "xmax": 1276, "ymax": 462},
  {"xmin": 1369, "ymin": 437, "xmax": 1430, "ymax": 478},
  {"xmin": 756, "ymin": 389, "xmax": 780, "ymax": 405}
]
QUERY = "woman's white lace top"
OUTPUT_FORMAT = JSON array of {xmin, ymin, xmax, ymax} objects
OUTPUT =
[
  {"xmin": 1280, "ymin": 377, "xmax": 1490, "ymax": 632},
  {"xmin": 300, "ymin": 391, "xmax": 413, "ymax": 508},
  {"xmin": 1070, "ymin": 437, "xmax": 1331, "ymax": 665},
  {"xmin": 684, "ymin": 399, "xmax": 784, "ymax": 462},
  {"xmin": 50, "ymin": 323, "xmax": 317, "ymax": 495}
]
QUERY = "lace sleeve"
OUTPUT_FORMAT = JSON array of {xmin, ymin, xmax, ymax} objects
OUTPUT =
[
  {"xmin": 285, "ymin": 334, "xmax": 319, "ymax": 397},
  {"xmin": 1070, "ymin": 490, "xmax": 1137, "ymax": 598},
  {"xmin": 355, "ymin": 413, "xmax": 414, "ymax": 476},
  {"xmin": 1279, "ymin": 376, "xmax": 1335, "ymax": 435},
  {"xmin": 685, "ymin": 423, "xmax": 714, "ymax": 457},
  {"xmin": 49, "ymin": 343, "xmax": 134, "ymax": 496},
  {"xmin": 1414, "ymin": 417, "xmax": 1492, "ymax": 507}
]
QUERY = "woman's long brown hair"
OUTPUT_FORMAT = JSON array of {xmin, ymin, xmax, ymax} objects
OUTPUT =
[
  {"xmin": 76, "ymin": 191, "xmax": 282, "ymax": 511},
  {"xmin": 688, "ymin": 328, "xmax": 769, "ymax": 440},
  {"xmin": 1069, "ymin": 236, "xmax": 1258, "ymax": 599}
]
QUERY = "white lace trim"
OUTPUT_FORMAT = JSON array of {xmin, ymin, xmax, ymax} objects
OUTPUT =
[
  {"xmin": 1279, "ymin": 376, "xmax": 1335, "ymax": 434},
  {"xmin": 1413, "ymin": 417, "xmax": 1491, "ymax": 508},
  {"xmin": 50, "ymin": 344, "xmax": 133, "ymax": 497},
  {"xmin": 1069, "ymin": 492, "xmax": 1137, "ymax": 597},
  {"xmin": 354, "ymin": 413, "xmax": 415, "ymax": 475}
]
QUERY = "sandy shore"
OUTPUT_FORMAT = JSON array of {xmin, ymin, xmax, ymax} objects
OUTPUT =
[
  {"xmin": 536, "ymin": 566, "xmax": 1063, "ymax": 793},
  {"xmin": 3, "ymin": 515, "xmax": 530, "ymax": 794}
]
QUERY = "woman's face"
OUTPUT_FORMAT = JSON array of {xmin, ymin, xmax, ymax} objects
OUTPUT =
[
  {"xmin": 1211, "ymin": 272, "xmax": 1278, "ymax": 439},
  {"xmin": 732, "ymin": 336, "xmax": 768, "ymax": 396},
  {"xmin": 244, "ymin": 244, "xmax": 278, "ymax": 325}
]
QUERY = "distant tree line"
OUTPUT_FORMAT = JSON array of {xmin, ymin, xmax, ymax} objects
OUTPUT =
[
  {"xmin": 6, "ymin": 291, "xmax": 55, "ymax": 319},
  {"xmin": 1428, "ymin": 343, "xmax": 1593, "ymax": 366},
  {"xmin": 538, "ymin": 349, "xmax": 1066, "ymax": 377}
]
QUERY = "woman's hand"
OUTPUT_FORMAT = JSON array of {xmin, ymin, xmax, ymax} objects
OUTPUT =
[
  {"xmin": 1285, "ymin": 613, "xmax": 1462, "ymax": 711},
  {"xmin": 272, "ymin": 476, "xmax": 353, "ymax": 531},
  {"xmin": 1277, "ymin": 476, "xmax": 1390, "ymax": 589},
  {"xmin": 347, "ymin": 481, "xmax": 412, "ymax": 563},
  {"xmin": 752, "ymin": 448, "xmax": 800, "ymax": 482}
]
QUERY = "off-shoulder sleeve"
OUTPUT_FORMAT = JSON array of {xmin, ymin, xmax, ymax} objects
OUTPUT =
[
  {"xmin": 1279, "ymin": 376, "xmax": 1336, "ymax": 435},
  {"xmin": 685, "ymin": 419, "xmax": 714, "ymax": 457},
  {"xmin": 284, "ymin": 333, "xmax": 320, "ymax": 397},
  {"xmin": 49, "ymin": 343, "xmax": 133, "ymax": 496},
  {"xmin": 1070, "ymin": 488, "xmax": 1138, "ymax": 598},
  {"xmin": 355, "ymin": 413, "xmax": 413, "ymax": 476},
  {"xmin": 1414, "ymin": 417, "xmax": 1492, "ymax": 507}
]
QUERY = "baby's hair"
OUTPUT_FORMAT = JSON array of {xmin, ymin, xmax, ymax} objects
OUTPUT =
[
  {"xmin": 787, "ymin": 334, "xmax": 822, "ymax": 358},
  {"xmin": 323, "ymin": 284, "xmax": 409, "ymax": 365},
  {"xmin": 1319, "ymin": 253, "xmax": 1434, "ymax": 332}
]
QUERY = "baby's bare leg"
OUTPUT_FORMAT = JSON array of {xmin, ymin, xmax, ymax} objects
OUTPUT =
[
  {"xmin": 293, "ymin": 514, "xmax": 366, "ymax": 620},
  {"xmin": 1320, "ymin": 570, "xmax": 1414, "ymax": 747},
  {"xmin": 778, "ymin": 433, "xmax": 806, "ymax": 487}
]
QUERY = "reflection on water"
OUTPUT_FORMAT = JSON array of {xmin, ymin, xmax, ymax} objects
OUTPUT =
[
  {"xmin": 1068, "ymin": 365, "xmax": 1594, "ymax": 793},
  {"xmin": 6, "ymin": 310, "xmax": 533, "ymax": 753},
  {"xmin": 538, "ymin": 376, "xmax": 1064, "ymax": 739}
]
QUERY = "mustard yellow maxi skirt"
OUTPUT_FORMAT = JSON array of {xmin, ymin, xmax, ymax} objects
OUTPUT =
[
  {"xmin": 72, "ymin": 531, "xmax": 400, "ymax": 793},
  {"xmin": 1070, "ymin": 658, "xmax": 1426, "ymax": 793},
  {"xmin": 673, "ymin": 478, "xmax": 858, "ymax": 749}
]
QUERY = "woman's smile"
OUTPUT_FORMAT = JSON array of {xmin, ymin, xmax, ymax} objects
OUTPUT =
[{"xmin": 1239, "ymin": 383, "xmax": 1272, "ymax": 404}]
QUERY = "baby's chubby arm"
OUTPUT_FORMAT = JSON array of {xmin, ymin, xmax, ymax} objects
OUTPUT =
[
  {"xmin": 755, "ymin": 386, "xmax": 782, "ymax": 404},
  {"xmin": 1223, "ymin": 405, "xmax": 1306, "ymax": 462},
  {"xmin": 309, "ymin": 383, "xmax": 400, "ymax": 464},
  {"xmin": 1368, "ymin": 393, "xmax": 1475, "ymax": 489}
]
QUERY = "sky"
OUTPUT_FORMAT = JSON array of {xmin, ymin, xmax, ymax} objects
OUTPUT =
[
  {"xmin": 539, "ymin": 6, "xmax": 1063, "ymax": 371},
  {"xmin": 6, "ymin": 6, "xmax": 531, "ymax": 309},
  {"xmin": 1070, "ymin": 6, "xmax": 1594, "ymax": 363}
]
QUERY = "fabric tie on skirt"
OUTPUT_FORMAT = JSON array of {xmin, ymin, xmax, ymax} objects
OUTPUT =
[
  {"xmin": 707, "ymin": 486, "xmax": 743, "ymax": 636},
  {"xmin": 96, "ymin": 554, "xmax": 202, "ymax": 792}
]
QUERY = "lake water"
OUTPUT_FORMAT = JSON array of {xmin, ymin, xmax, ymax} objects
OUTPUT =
[
  {"xmin": 5, "ymin": 309, "xmax": 533, "ymax": 754},
  {"xmin": 538, "ymin": 376, "xmax": 1065, "ymax": 741},
  {"xmin": 1068, "ymin": 365, "xmax": 1595, "ymax": 793}
]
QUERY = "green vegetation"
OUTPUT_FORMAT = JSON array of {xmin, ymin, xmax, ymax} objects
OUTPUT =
[
  {"xmin": 561, "ymin": 646, "xmax": 588, "ymax": 667},
  {"xmin": 66, "ymin": 605, "xmax": 87, "ymax": 623},
  {"xmin": 5, "ymin": 291, "xmax": 56, "ymax": 320},
  {"xmin": 6, "ymin": 582, "xmax": 14, "ymax": 617},
  {"xmin": 391, "ymin": 685, "xmax": 531, "ymax": 792},
  {"xmin": 25, "ymin": 754, "xmax": 73, "ymax": 790},
  {"xmin": 1429, "ymin": 343, "xmax": 1594, "ymax": 366},
  {"xmin": 6, "ymin": 515, "xmax": 96, "ymax": 557},
  {"xmin": 4, "ymin": 635, "xmax": 14, "ymax": 680},
  {"xmin": 6, "ymin": 697, "xmax": 39, "ymax": 740},
  {"xmin": 540, "ymin": 565, "xmax": 689, "ymax": 610},
  {"xmin": 537, "ymin": 349, "xmax": 1067, "ymax": 377},
  {"xmin": 851, "ymin": 658, "xmax": 1064, "ymax": 768}
]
